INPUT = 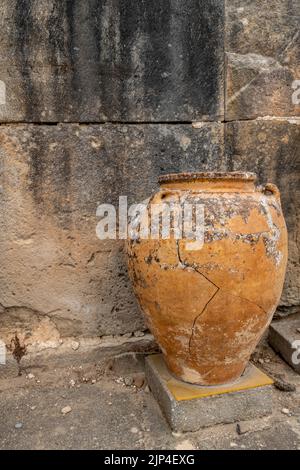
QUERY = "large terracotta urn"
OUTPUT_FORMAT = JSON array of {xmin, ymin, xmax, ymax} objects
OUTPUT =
[{"xmin": 127, "ymin": 172, "xmax": 288, "ymax": 385}]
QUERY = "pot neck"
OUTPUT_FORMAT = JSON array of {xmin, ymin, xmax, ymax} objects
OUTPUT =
[{"xmin": 158, "ymin": 172, "xmax": 257, "ymax": 193}]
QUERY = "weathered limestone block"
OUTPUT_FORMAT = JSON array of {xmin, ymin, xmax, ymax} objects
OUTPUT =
[
  {"xmin": 0, "ymin": 0, "xmax": 224, "ymax": 122},
  {"xmin": 225, "ymin": 119, "xmax": 300, "ymax": 311},
  {"xmin": 226, "ymin": 0, "xmax": 300, "ymax": 119},
  {"xmin": 269, "ymin": 314, "xmax": 300, "ymax": 373},
  {"xmin": 0, "ymin": 122, "xmax": 224, "ymax": 348}
]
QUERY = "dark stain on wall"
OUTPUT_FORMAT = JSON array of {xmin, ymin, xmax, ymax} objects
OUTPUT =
[
  {"xmin": 9, "ymin": 0, "xmax": 224, "ymax": 121},
  {"xmin": 14, "ymin": 0, "xmax": 39, "ymax": 120}
]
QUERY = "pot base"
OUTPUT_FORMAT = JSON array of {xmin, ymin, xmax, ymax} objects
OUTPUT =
[
  {"xmin": 146, "ymin": 354, "xmax": 273, "ymax": 432},
  {"xmin": 165, "ymin": 355, "xmax": 248, "ymax": 386}
]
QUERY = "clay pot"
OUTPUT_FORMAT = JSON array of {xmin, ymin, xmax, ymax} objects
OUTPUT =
[{"xmin": 127, "ymin": 172, "xmax": 288, "ymax": 385}]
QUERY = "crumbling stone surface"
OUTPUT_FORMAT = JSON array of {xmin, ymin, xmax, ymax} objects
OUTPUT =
[
  {"xmin": 226, "ymin": 0, "xmax": 300, "ymax": 119},
  {"xmin": 0, "ymin": 0, "xmax": 224, "ymax": 122},
  {"xmin": 0, "ymin": 123, "xmax": 224, "ymax": 345},
  {"xmin": 225, "ymin": 119, "xmax": 300, "ymax": 309}
]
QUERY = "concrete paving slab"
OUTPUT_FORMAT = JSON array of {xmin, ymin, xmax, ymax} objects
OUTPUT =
[
  {"xmin": 269, "ymin": 315, "xmax": 300, "ymax": 374},
  {"xmin": 146, "ymin": 354, "xmax": 273, "ymax": 432}
]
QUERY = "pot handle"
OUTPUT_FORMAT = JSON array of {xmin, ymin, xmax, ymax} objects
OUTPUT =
[
  {"xmin": 151, "ymin": 188, "xmax": 181, "ymax": 203},
  {"xmin": 260, "ymin": 183, "xmax": 281, "ymax": 200}
]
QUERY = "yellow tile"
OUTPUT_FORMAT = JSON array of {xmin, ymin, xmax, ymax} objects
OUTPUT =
[{"xmin": 149, "ymin": 354, "xmax": 273, "ymax": 402}]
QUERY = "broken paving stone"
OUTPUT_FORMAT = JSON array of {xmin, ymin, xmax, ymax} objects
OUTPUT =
[
  {"xmin": 274, "ymin": 378, "xmax": 296, "ymax": 392},
  {"xmin": 61, "ymin": 406, "xmax": 72, "ymax": 415}
]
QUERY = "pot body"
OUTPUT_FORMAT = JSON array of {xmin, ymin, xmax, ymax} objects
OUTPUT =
[{"xmin": 127, "ymin": 172, "xmax": 288, "ymax": 385}]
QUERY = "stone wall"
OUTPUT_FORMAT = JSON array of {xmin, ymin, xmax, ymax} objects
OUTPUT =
[{"xmin": 0, "ymin": 0, "xmax": 299, "ymax": 356}]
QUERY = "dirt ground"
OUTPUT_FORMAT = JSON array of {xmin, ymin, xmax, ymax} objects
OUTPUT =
[{"xmin": 0, "ymin": 339, "xmax": 300, "ymax": 450}]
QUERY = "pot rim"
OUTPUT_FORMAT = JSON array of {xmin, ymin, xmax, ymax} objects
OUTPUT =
[{"xmin": 158, "ymin": 171, "xmax": 257, "ymax": 184}]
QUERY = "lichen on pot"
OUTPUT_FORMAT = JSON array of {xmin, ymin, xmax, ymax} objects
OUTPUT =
[{"xmin": 127, "ymin": 171, "xmax": 288, "ymax": 385}]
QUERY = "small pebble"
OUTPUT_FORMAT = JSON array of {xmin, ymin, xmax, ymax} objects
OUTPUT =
[
  {"xmin": 281, "ymin": 408, "xmax": 291, "ymax": 415},
  {"xmin": 296, "ymin": 328, "xmax": 300, "ymax": 334},
  {"xmin": 133, "ymin": 375, "xmax": 145, "ymax": 389},
  {"xmin": 30, "ymin": 406, "xmax": 36, "ymax": 411},
  {"xmin": 172, "ymin": 431, "xmax": 182, "ymax": 438},
  {"xmin": 192, "ymin": 122, "xmax": 204, "ymax": 129},
  {"xmin": 15, "ymin": 422, "xmax": 23, "ymax": 429},
  {"xmin": 91, "ymin": 379, "xmax": 96, "ymax": 384},
  {"xmin": 230, "ymin": 442, "xmax": 238, "ymax": 448},
  {"xmin": 133, "ymin": 331, "xmax": 145, "ymax": 337},
  {"xmin": 71, "ymin": 341, "xmax": 79, "ymax": 351},
  {"xmin": 274, "ymin": 378, "xmax": 296, "ymax": 392},
  {"xmin": 130, "ymin": 427, "xmax": 139, "ymax": 434},
  {"xmin": 69, "ymin": 379, "xmax": 75, "ymax": 387},
  {"xmin": 61, "ymin": 406, "xmax": 72, "ymax": 415},
  {"xmin": 258, "ymin": 358, "xmax": 264, "ymax": 364},
  {"xmin": 122, "ymin": 332, "xmax": 132, "ymax": 339},
  {"xmin": 124, "ymin": 376, "xmax": 134, "ymax": 386},
  {"xmin": 27, "ymin": 373, "xmax": 35, "ymax": 380}
]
